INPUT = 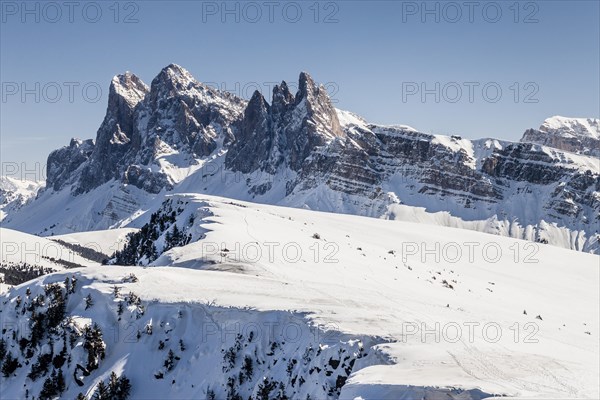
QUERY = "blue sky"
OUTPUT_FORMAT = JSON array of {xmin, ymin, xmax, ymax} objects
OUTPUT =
[{"xmin": 1, "ymin": 0, "xmax": 599, "ymax": 175}]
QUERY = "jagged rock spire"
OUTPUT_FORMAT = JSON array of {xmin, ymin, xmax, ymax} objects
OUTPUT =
[
  {"xmin": 75, "ymin": 72, "xmax": 150, "ymax": 193},
  {"xmin": 226, "ymin": 71, "xmax": 344, "ymax": 173},
  {"xmin": 226, "ymin": 91, "xmax": 273, "ymax": 173},
  {"xmin": 272, "ymin": 81, "xmax": 294, "ymax": 116}
]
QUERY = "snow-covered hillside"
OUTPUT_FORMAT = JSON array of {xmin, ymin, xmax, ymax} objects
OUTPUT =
[
  {"xmin": 51, "ymin": 228, "xmax": 139, "ymax": 259},
  {"xmin": 1, "ymin": 195, "xmax": 597, "ymax": 399},
  {"xmin": 0, "ymin": 228, "xmax": 100, "ymax": 292}
]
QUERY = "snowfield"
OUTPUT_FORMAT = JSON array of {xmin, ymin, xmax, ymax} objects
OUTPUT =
[
  {"xmin": 51, "ymin": 228, "xmax": 139, "ymax": 258},
  {"xmin": 1, "ymin": 194, "xmax": 597, "ymax": 399},
  {"xmin": 0, "ymin": 228, "xmax": 100, "ymax": 282}
]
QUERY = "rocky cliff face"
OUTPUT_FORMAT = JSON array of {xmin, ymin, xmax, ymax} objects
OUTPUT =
[
  {"xmin": 132, "ymin": 64, "xmax": 245, "ymax": 163},
  {"xmin": 521, "ymin": 116, "xmax": 600, "ymax": 157},
  {"xmin": 46, "ymin": 64, "xmax": 246, "ymax": 195},
  {"xmin": 7, "ymin": 65, "xmax": 600, "ymax": 252},
  {"xmin": 283, "ymin": 114, "xmax": 599, "ymax": 240},
  {"xmin": 46, "ymin": 138, "xmax": 95, "ymax": 191},
  {"xmin": 226, "ymin": 72, "xmax": 343, "ymax": 176},
  {"xmin": 77, "ymin": 72, "xmax": 149, "ymax": 193}
]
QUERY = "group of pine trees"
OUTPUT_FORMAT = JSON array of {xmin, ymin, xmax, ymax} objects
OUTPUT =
[
  {"xmin": 112, "ymin": 199, "xmax": 192, "ymax": 266},
  {"xmin": 112, "ymin": 221, "xmax": 160, "ymax": 265},
  {"xmin": 83, "ymin": 324, "xmax": 105, "ymax": 371},
  {"xmin": 0, "ymin": 277, "xmax": 106, "ymax": 399},
  {"xmin": 52, "ymin": 238, "xmax": 109, "ymax": 263},
  {"xmin": 39, "ymin": 369, "xmax": 131, "ymax": 400},
  {"xmin": 1, "ymin": 350, "xmax": 21, "ymax": 377},
  {"xmin": 77, "ymin": 371, "xmax": 131, "ymax": 400},
  {"xmin": 0, "ymin": 262, "xmax": 55, "ymax": 285},
  {"xmin": 39, "ymin": 368, "xmax": 66, "ymax": 399}
]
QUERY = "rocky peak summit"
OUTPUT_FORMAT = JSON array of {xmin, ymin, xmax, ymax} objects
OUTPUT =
[
  {"xmin": 148, "ymin": 64, "xmax": 198, "ymax": 98},
  {"xmin": 272, "ymin": 81, "xmax": 294, "ymax": 114},
  {"xmin": 110, "ymin": 71, "xmax": 149, "ymax": 109},
  {"xmin": 521, "ymin": 116, "xmax": 600, "ymax": 157},
  {"xmin": 294, "ymin": 71, "xmax": 343, "ymax": 138},
  {"xmin": 226, "ymin": 71, "xmax": 343, "ymax": 174},
  {"xmin": 73, "ymin": 73, "xmax": 150, "ymax": 193},
  {"xmin": 103, "ymin": 71, "xmax": 149, "ymax": 141},
  {"xmin": 296, "ymin": 71, "xmax": 316, "ymax": 102}
]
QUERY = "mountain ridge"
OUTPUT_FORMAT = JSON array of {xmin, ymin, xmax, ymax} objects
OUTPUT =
[
  {"xmin": 2, "ymin": 64, "xmax": 598, "ymax": 253},
  {"xmin": 521, "ymin": 116, "xmax": 600, "ymax": 157}
]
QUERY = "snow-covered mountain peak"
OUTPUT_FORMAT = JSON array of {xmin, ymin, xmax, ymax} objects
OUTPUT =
[
  {"xmin": 0, "ymin": 176, "xmax": 44, "ymax": 221},
  {"xmin": 110, "ymin": 72, "xmax": 149, "ymax": 108},
  {"xmin": 540, "ymin": 116, "xmax": 600, "ymax": 139},
  {"xmin": 139, "ymin": 65, "xmax": 246, "ymax": 159},
  {"xmin": 153, "ymin": 63, "xmax": 196, "ymax": 88},
  {"xmin": 4, "ymin": 66, "xmax": 599, "ymax": 254},
  {"xmin": 145, "ymin": 64, "xmax": 236, "ymax": 112},
  {"xmin": 145, "ymin": 63, "xmax": 246, "ymax": 116},
  {"xmin": 521, "ymin": 116, "xmax": 600, "ymax": 157}
]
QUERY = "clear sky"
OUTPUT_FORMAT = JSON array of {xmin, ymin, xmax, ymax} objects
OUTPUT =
[{"xmin": 1, "ymin": 0, "xmax": 599, "ymax": 177}]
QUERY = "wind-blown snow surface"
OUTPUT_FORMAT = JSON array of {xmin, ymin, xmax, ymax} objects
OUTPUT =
[
  {"xmin": 2, "ymin": 194, "xmax": 596, "ymax": 399},
  {"xmin": 148, "ymin": 195, "xmax": 600, "ymax": 398},
  {"xmin": 0, "ymin": 180, "xmax": 153, "ymax": 236},
  {"xmin": 0, "ymin": 228, "xmax": 100, "ymax": 292},
  {"xmin": 51, "ymin": 228, "xmax": 139, "ymax": 257},
  {"xmin": 0, "ymin": 228, "xmax": 100, "ymax": 272}
]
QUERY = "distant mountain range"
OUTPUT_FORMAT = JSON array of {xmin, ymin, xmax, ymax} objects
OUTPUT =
[
  {"xmin": 0, "ymin": 176, "xmax": 43, "ymax": 221},
  {"xmin": 2, "ymin": 64, "xmax": 598, "ymax": 253}
]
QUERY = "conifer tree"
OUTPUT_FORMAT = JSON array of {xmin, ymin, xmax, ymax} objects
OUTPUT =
[
  {"xmin": 1, "ymin": 352, "xmax": 20, "ymax": 376},
  {"xmin": 85, "ymin": 294, "xmax": 94, "ymax": 310},
  {"xmin": 57, "ymin": 368, "xmax": 66, "ymax": 393},
  {"xmin": 0, "ymin": 338, "xmax": 7, "ymax": 361},
  {"xmin": 164, "ymin": 349, "xmax": 176, "ymax": 371},
  {"xmin": 116, "ymin": 374, "xmax": 132, "ymax": 400},
  {"xmin": 93, "ymin": 381, "xmax": 110, "ymax": 400}
]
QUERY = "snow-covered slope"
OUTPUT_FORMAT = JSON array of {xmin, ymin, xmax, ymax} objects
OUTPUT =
[
  {"xmin": 51, "ymin": 228, "xmax": 139, "ymax": 258},
  {"xmin": 1, "ymin": 181, "xmax": 152, "ymax": 235},
  {"xmin": 1, "ymin": 195, "xmax": 598, "ymax": 399},
  {"xmin": 0, "ymin": 228, "xmax": 100, "ymax": 291},
  {"xmin": 0, "ymin": 177, "xmax": 44, "ymax": 221}
]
